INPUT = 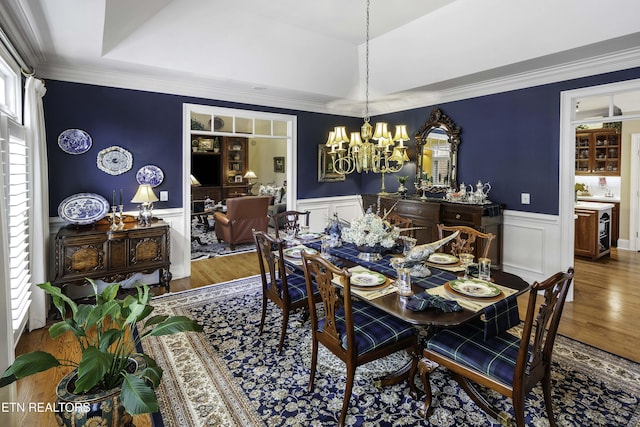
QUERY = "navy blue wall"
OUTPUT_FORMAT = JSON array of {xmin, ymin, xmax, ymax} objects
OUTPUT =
[{"xmin": 44, "ymin": 67, "xmax": 640, "ymax": 217}]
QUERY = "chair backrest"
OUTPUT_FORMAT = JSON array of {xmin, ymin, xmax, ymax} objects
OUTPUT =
[
  {"xmin": 272, "ymin": 210, "xmax": 310, "ymax": 238},
  {"xmin": 516, "ymin": 268, "xmax": 574, "ymax": 391},
  {"xmin": 225, "ymin": 196, "xmax": 271, "ymax": 220},
  {"xmin": 252, "ymin": 230, "xmax": 290, "ymax": 302},
  {"xmin": 437, "ymin": 224, "xmax": 495, "ymax": 259},
  {"xmin": 301, "ymin": 252, "xmax": 354, "ymax": 355},
  {"xmin": 386, "ymin": 213, "xmax": 414, "ymax": 237}
]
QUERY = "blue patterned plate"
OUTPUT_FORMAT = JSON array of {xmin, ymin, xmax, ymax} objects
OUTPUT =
[
  {"xmin": 58, "ymin": 129, "xmax": 92, "ymax": 154},
  {"xmin": 58, "ymin": 193, "xmax": 110, "ymax": 225},
  {"xmin": 136, "ymin": 165, "xmax": 164, "ymax": 187}
]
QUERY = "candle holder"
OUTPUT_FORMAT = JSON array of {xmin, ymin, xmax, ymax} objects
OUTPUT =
[
  {"xmin": 117, "ymin": 205, "xmax": 125, "ymax": 229},
  {"xmin": 110, "ymin": 206, "xmax": 120, "ymax": 230}
]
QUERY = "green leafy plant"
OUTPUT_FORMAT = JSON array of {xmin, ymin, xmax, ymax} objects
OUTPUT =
[
  {"xmin": 0, "ymin": 280, "xmax": 203, "ymax": 415},
  {"xmin": 397, "ymin": 175, "xmax": 409, "ymax": 184}
]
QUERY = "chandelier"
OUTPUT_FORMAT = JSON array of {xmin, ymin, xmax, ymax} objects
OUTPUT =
[{"xmin": 325, "ymin": 0, "xmax": 409, "ymax": 193}]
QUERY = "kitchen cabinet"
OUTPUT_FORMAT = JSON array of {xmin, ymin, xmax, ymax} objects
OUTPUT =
[
  {"xmin": 361, "ymin": 195, "xmax": 503, "ymax": 267},
  {"xmin": 575, "ymin": 129, "xmax": 620, "ymax": 176},
  {"xmin": 574, "ymin": 202, "xmax": 613, "ymax": 260}
]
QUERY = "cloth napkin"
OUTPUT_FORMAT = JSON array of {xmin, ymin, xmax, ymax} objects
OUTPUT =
[{"xmin": 406, "ymin": 292, "xmax": 463, "ymax": 312}]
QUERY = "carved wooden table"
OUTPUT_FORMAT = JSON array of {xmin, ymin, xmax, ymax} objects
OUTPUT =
[{"xmin": 53, "ymin": 218, "xmax": 171, "ymax": 299}]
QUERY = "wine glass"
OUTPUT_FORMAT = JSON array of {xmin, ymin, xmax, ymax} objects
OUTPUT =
[{"xmin": 459, "ymin": 253, "xmax": 475, "ymax": 279}]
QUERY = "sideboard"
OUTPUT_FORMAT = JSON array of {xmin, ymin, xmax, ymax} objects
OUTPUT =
[
  {"xmin": 53, "ymin": 219, "xmax": 171, "ymax": 299},
  {"xmin": 361, "ymin": 194, "xmax": 503, "ymax": 267}
]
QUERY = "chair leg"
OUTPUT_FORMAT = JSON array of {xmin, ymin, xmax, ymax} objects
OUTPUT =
[
  {"xmin": 454, "ymin": 374, "xmax": 503, "ymax": 422},
  {"xmin": 407, "ymin": 346, "xmax": 420, "ymax": 400},
  {"xmin": 308, "ymin": 338, "xmax": 318, "ymax": 392},
  {"xmin": 542, "ymin": 369, "xmax": 557, "ymax": 427},
  {"xmin": 339, "ymin": 364, "xmax": 355, "ymax": 427},
  {"xmin": 513, "ymin": 390, "xmax": 526, "ymax": 427},
  {"xmin": 277, "ymin": 310, "xmax": 289, "ymax": 354},
  {"xmin": 417, "ymin": 357, "xmax": 438, "ymax": 418},
  {"xmin": 258, "ymin": 295, "xmax": 267, "ymax": 334}
]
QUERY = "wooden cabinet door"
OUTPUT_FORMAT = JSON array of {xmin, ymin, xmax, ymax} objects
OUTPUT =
[{"xmin": 574, "ymin": 210, "xmax": 596, "ymax": 257}]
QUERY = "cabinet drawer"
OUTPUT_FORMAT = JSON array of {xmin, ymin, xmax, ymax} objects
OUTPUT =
[
  {"xmin": 441, "ymin": 205, "xmax": 484, "ymax": 225},
  {"xmin": 394, "ymin": 202, "xmax": 440, "ymax": 221}
]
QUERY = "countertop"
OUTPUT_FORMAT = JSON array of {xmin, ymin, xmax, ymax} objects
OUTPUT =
[
  {"xmin": 577, "ymin": 195, "xmax": 620, "ymax": 203},
  {"xmin": 575, "ymin": 201, "xmax": 615, "ymax": 211}
]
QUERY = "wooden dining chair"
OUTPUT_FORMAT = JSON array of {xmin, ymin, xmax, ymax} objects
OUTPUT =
[
  {"xmin": 271, "ymin": 210, "xmax": 310, "ymax": 239},
  {"xmin": 386, "ymin": 213, "xmax": 414, "ymax": 237},
  {"xmin": 417, "ymin": 268, "xmax": 575, "ymax": 427},
  {"xmin": 300, "ymin": 251, "xmax": 420, "ymax": 427},
  {"xmin": 436, "ymin": 224, "xmax": 495, "ymax": 259},
  {"xmin": 252, "ymin": 230, "xmax": 319, "ymax": 353}
]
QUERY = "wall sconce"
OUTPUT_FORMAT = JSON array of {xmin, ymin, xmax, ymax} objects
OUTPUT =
[{"xmin": 131, "ymin": 184, "xmax": 159, "ymax": 226}]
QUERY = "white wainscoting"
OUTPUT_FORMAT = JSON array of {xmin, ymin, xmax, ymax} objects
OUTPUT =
[{"xmin": 295, "ymin": 195, "xmax": 364, "ymax": 233}]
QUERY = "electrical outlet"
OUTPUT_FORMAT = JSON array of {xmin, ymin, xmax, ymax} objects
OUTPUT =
[
  {"xmin": 160, "ymin": 191, "xmax": 168, "ymax": 201},
  {"xmin": 521, "ymin": 193, "xmax": 530, "ymax": 204}
]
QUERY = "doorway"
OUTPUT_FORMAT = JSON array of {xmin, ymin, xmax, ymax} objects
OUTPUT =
[
  {"xmin": 560, "ymin": 78, "xmax": 640, "ymax": 300},
  {"xmin": 182, "ymin": 104, "xmax": 297, "ymax": 277}
]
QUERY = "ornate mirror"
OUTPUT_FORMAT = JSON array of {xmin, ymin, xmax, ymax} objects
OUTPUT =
[{"xmin": 414, "ymin": 108, "xmax": 461, "ymax": 193}]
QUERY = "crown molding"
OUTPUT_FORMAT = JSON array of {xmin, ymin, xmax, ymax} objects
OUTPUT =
[{"xmin": 37, "ymin": 46, "xmax": 640, "ymax": 118}]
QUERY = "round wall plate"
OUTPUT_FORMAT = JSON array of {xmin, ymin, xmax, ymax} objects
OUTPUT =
[
  {"xmin": 97, "ymin": 146, "xmax": 133, "ymax": 175},
  {"xmin": 58, "ymin": 129, "xmax": 92, "ymax": 154},
  {"xmin": 136, "ymin": 165, "xmax": 164, "ymax": 187}
]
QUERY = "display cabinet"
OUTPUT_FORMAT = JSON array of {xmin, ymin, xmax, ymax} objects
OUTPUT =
[{"xmin": 575, "ymin": 129, "xmax": 620, "ymax": 176}]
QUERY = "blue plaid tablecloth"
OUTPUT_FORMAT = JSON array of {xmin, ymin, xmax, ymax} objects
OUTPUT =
[{"xmin": 305, "ymin": 241, "xmax": 456, "ymax": 290}]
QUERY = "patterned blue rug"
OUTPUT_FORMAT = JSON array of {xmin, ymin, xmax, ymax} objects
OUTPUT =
[
  {"xmin": 191, "ymin": 219, "xmax": 256, "ymax": 260},
  {"xmin": 143, "ymin": 276, "xmax": 640, "ymax": 426}
]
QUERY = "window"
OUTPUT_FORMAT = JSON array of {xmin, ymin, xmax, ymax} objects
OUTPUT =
[{"xmin": 1, "ymin": 115, "xmax": 31, "ymax": 344}]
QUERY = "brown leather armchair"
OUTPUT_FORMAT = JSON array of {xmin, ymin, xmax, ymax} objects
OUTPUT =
[{"xmin": 214, "ymin": 196, "xmax": 270, "ymax": 250}]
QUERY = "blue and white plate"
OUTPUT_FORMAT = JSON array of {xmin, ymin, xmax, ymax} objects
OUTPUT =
[
  {"xmin": 58, "ymin": 129, "xmax": 92, "ymax": 154},
  {"xmin": 136, "ymin": 165, "xmax": 164, "ymax": 187},
  {"xmin": 58, "ymin": 193, "xmax": 110, "ymax": 225}
]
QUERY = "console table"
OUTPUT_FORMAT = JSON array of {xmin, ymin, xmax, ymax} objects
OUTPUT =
[
  {"xmin": 53, "ymin": 218, "xmax": 171, "ymax": 299},
  {"xmin": 361, "ymin": 194, "xmax": 503, "ymax": 267}
]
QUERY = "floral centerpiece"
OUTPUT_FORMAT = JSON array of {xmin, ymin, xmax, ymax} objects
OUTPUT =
[{"xmin": 341, "ymin": 208, "xmax": 401, "ymax": 261}]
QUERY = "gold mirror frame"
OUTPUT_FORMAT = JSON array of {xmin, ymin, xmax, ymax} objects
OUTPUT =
[
  {"xmin": 414, "ymin": 109, "xmax": 461, "ymax": 193},
  {"xmin": 318, "ymin": 144, "xmax": 345, "ymax": 182}
]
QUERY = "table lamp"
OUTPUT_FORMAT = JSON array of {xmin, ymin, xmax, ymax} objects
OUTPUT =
[
  {"xmin": 131, "ymin": 184, "xmax": 159, "ymax": 226},
  {"xmin": 243, "ymin": 170, "xmax": 258, "ymax": 194}
]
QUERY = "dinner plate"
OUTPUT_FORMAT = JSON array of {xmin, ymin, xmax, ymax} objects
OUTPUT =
[
  {"xmin": 298, "ymin": 232, "xmax": 322, "ymax": 240},
  {"xmin": 428, "ymin": 253, "xmax": 459, "ymax": 265},
  {"xmin": 58, "ymin": 129, "xmax": 92, "ymax": 154},
  {"xmin": 351, "ymin": 271, "xmax": 387, "ymax": 288},
  {"xmin": 283, "ymin": 247, "xmax": 317, "ymax": 259},
  {"xmin": 57, "ymin": 192, "xmax": 110, "ymax": 225},
  {"xmin": 448, "ymin": 278, "xmax": 501, "ymax": 298},
  {"xmin": 136, "ymin": 165, "xmax": 164, "ymax": 187}
]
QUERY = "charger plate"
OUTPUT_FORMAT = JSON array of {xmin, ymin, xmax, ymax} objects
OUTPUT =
[{"xmin": 446, "ymin": 278, "xmax": 501, "ymax": 299}]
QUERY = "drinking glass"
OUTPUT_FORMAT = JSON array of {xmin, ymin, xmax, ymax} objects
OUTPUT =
[
  {"xmin": 320, "ymin": 235, "xmax": 331, "ymax": 259},
  {"xmin": 396, "ymin": 268, "xmax": 413, "ymax": 297},
  {"xmin": 402, "ymin": 236, "xmax": 417, "ymax": 257},
  {"xmin": 478, "ymin": 257, "xmax": 491, "ymax": 281},
  {"xmin": 459, "ymin": 253, "xmax": 475, "ymax": 279}
]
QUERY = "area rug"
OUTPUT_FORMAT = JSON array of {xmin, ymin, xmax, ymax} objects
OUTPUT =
[
  {"xmin": 191, "ymin": 219, "xmax": 256, "ymax": 260},
  {"xmin": 142, "ymin": 276, "xmax": 640, "ymax": 427}
]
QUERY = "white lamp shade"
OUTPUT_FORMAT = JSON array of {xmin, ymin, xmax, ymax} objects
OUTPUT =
[
  {"xmin": 190, "ymin": 174, "xmax": 201, "ymax": 186},
  {"xmin": 393, "ymin": 125, "xmax": 409, "ymax": 142},
  {"xmin": 131, "ymin": 184, "xmax": 159, "ymax": 203},
  {"xmin": 243, "ymin": 170, "xmax": 257, "ymax": 179},
  {"xmin": 349, "ymin": 132, "xmax": 363, "ymax": 147},
  {"xmin": 372, "ymin": 122, "xmax": 388, "ymax": 140},
  {"xmin": 333, "ymin": 126, "xmax": 350, "ymax": 144},
  {"xmin": 325, "ymin": 130, "xmax": 336, "ymax": 146}
]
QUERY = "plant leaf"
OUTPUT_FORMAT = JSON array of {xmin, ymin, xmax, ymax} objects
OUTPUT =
[
  {"xmin": 48, "ymin": 319, "xmax": 84, "ymax": 339},
  {"xmin": 143, "ymin": 315, "xmax": 169, "ymax": 330},
  {"xmin": 74, "ymin": 347, "xmax": 113, "ymax": 393},
  {"xmin": 137, "ymin": 365, "xmax": 163, "ymax": 389},
  {"xmin": 0, "ymin": 351, "xmax": 60, "ymax": 386},
  {"xmin": 38, "ymin": 282, "xmax": 77, "ymax": 318},
  {"xmin": 98, "ymin": 329, "xmax": 123, "ymax": 352},
  {"xmin": 146, "ymin": 316, "xmax": 203, "ymax": 337},
  {"xmin": 99, "ymin": 283, "xmax": 120, "ymax": 304},
  {"xmin": 120, "ymin": 373, "xmax": 158, "ymax": 415}
]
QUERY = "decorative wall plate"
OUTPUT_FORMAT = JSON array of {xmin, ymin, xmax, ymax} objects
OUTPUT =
[
  {"xmin": 97, "ymin": 146, "xmax": 133, "ymax": 175},
  {"xmin": 136, "ymin": 165, "xmax": 164, "ymax": 187},
  {"xmin": 58, "ymin": 129, "xmax": 92, "ymax": 154},
  {"xmin": 58, "ymin": 193, "xmax": 110, "ymax": 225}
]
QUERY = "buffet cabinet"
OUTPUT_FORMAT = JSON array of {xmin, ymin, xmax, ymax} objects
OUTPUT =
[
  {"xmin": 575, "ymin": 128, "xmax": 620, "ymax": 176},
  {"xmin": 53, "ymin": 220, "xmax": 171, "ymax": 299},
  {"xmin": 361, "ymin": 195, "xmax": 503, "ymax": 266}
]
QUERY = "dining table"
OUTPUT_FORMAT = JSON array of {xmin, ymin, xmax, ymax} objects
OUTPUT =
[{"xmin": 282, "ymin": 236, "xmax": 530, "ymax": 389}]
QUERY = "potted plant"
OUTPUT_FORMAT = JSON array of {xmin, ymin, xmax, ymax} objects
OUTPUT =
[{"xmin": 0, "ymin": 280, "xmax": 203, "ymax": 427}]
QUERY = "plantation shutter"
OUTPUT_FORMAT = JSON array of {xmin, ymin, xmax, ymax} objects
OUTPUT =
[{"xmin": 1, "ymin": 115, "xmax": 31, "ymax": 344}]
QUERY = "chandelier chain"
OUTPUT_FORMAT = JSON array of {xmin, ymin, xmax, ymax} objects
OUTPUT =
[{"xmin": 364, "ymin": 0, "xmax": 370, "ymax": 122}]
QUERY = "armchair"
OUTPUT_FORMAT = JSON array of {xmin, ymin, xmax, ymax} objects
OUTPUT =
[{"xmin": 214, "ymin": 196, "xmax": 270, "ymax": 250}]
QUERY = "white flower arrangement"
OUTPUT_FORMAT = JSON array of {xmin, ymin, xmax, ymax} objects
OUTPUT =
[{"xmin": 341, "ymin": 211, "xmax": 400, "ymax": 248}]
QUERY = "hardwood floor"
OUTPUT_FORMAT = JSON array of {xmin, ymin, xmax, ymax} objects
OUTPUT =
[{"xmin": 9, "ymin": 248, "xmax": 639, "ymax": 426}]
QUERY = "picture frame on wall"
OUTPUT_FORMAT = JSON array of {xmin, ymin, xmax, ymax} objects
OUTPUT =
[
  {"xmin": 234, "ymin": 175, "xmax": 243, "ymax": 183},
  {"xmin": 318, "ymin": 144, "xmax": 345, "ymax": 182},
  {"xmin": 274, "ymin": 156, "xmax": 285, "ymax": 173}
]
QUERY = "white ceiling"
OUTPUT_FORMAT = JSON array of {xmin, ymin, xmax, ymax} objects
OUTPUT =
[{"xmin": 5, "ymin": 0, "xmax": 640, "ymax": 115}]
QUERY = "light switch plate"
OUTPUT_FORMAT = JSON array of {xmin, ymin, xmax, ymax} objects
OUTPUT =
[
  {"xmin": 521, "ymin": 193, "xmax": 530, "ymax": 204},
  {"xmin": 160, "ymin": 191, "xmax": 168, "ymax": 201}
]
